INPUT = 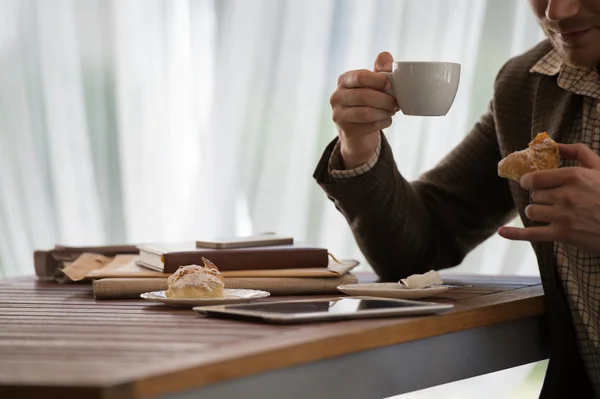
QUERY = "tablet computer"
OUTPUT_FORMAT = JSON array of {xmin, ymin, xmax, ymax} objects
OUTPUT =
[{"xmin": 193, "ymin": 296, "xmax": 453, "ymax": 324}]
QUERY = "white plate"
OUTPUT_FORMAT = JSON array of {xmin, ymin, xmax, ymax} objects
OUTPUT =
[
  {"xmin": 140, "ymin": 289, "xmax": 270, "ymax": 308},
  {"xmin": 337, "ymin": 283, "xmax": 449, "ymax": 300}
]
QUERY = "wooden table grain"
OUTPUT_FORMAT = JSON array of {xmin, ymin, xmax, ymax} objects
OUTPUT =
[{"xmin": 0, "ymin": 274, "xmax": 547, "ymax": 399}]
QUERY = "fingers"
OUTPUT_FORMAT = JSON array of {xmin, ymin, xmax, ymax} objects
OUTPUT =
[
  {"xmin": 374, "ymin": 51, "xmax": 394, "ymax": 72},
  {"xmin": 524, "ymin": 204, "xmax": 571, "ymax": 224},
  {"xmin": 530, "ymin": 188, "xmax": 557, "ymax": 205},
  {"xmin": 332, "ymin": 106, "xmax": 395, "ymax": 124},
  {"xmin": 520, "ymin": 167, "xmax": 587, "ymax": 190},
  {"xmin": 331, "ymin": 58, "xmax": 397, "ymax": 142},
  {"xmin": 331, "ymin": 70, "xmax": 398, "ymax": 133},
  {"xmin": 332, "ymin": 88, "xmax": 397, "ymax": 112},
  {"xmin": 497, "ymin": 225, "xmax": 558, "ymax": 242},
  {"xmin": 338, "ymin": 69, "xmax": 390, "ymax": 90},
  {"xmin": 558, "ymin": 143, "xmax": 600, "ymax": 169},
  {"xmin": 531, "ymin": 187, "xmax": 579, "ymax": 206}
]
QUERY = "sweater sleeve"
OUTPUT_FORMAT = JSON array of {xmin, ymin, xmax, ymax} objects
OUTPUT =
[{"xmin": 313, "ymin": 102, "xmax": 516, "ymax": 281}]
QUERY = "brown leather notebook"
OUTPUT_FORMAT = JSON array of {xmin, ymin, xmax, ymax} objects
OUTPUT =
[{"xmin": 136, "ymin": 242, "xmax": 329, "ymax": 273}]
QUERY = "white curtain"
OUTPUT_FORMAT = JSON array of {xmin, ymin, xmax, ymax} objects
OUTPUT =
[
  {"xmin": 0, "ymin": 1, "xmax": 547, "ymax": 396},
  {"xmin": 0, "ymin": 0, "xmax": 546, "ymax": 277}
]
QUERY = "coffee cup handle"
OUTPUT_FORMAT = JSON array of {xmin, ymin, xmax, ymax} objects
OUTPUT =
[{"xmin": 381, "ymin": 72, "xmax": 395, "ymax": 98}]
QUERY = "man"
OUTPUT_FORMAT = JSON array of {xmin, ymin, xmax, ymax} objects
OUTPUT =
[{"xmin": 313, "ymin": 0, "xmax": 600, "ymax": 397}]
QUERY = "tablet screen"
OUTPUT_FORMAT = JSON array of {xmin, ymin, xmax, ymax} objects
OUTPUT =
[{"xmin": 221, "ymin": 298, "xmax": 430, "ymax": 315}]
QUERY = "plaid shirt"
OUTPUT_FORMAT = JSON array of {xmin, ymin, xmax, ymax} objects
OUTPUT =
[
  {"xmin": 328, "ymin": 135, "xmax": 382, "ymax": 179},
  {"xmin": 531, "ymin": 50, "xmax": 600, "ymax": 393},
  {"xmin": 328, "ymin": 49, "xmax": 600, "ymax": 392}
]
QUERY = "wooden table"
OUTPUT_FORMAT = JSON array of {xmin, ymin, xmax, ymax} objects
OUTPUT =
[{"xmin": 0, "ymin": 274, "xmax": 547, "ymax": 399}]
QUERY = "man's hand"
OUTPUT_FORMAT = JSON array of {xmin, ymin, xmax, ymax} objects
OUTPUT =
[
  {"xmin": 330, "ymin": 52, "xmax": 399, "ymax": 169},
  {"xmin": 498, "ymin": 143, "xmax": 600, "ymax": 254}
]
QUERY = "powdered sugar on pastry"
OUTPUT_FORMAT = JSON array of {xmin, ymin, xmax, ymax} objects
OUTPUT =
[
  {"xmin": 498, "ymin": 132, "xmax": 560, "ymax": 182},
  {"xmin": 165, "ymin": 258, "xmax": 225, "ymax": 299}
]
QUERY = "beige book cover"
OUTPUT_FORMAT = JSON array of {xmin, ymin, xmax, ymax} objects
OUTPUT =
[{"xmin": 93, "ymin": 273, "xmax": 359, "ymax": 299}]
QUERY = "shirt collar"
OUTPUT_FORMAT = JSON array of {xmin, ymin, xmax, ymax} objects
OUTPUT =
[
  {"xmin": 530, "ymin": 49, "xmax": 562, "ymax": 76},
  {"xmin": 530, "ymin": 49, "xmax": 600, "ymax": 100}
]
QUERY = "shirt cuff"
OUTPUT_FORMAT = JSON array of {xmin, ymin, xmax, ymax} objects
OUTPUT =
[{"xmin": 328, "ymin": 134, "xmax": 382, "ymax": 180}]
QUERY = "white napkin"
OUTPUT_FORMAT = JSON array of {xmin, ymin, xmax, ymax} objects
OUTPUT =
[{"xmin": 399, "ymin": 270, "xmax": 443, "ymax": 289}]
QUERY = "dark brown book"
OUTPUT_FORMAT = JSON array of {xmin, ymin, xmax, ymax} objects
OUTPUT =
[{"xmin": 136, "ymin": 242, "xmax": 329, "ymax": 273}]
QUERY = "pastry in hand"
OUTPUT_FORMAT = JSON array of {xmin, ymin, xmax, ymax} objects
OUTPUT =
[
  {"xmin": 165, "ymin": 257, "xmax": 225, "ymax": 299},
  {"xmin": 498, "ymin": 132, "xmax": 560, "ymax": 182}
]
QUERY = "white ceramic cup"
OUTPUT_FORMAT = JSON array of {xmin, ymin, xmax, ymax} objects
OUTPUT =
[{"xmin": 383, "ymin": 61, "xmax": 461, "ymax": 116}]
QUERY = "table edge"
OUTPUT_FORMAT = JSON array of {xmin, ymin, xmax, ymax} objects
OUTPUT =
[{"xmin": 131, "ymin": 285, "xmax": 545, "ymax": 398}]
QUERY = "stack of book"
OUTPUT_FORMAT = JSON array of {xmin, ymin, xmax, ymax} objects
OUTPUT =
[{"xmin": 33, "ymin": 234, "xmax": 359, "ymax": 299}]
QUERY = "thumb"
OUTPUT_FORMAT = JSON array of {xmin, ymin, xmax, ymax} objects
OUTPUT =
[
  {"xmin": 373, "ymin": 51, "xmax": 394, "ymax": 72},
  {"xmin": 558, "ymin": 143, "xmax": 600, "ymax": 169}
]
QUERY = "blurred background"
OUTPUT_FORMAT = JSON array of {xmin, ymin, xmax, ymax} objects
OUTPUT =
[{"xmin": 1, "ymin": 0, "xmax": 547, "ymax": 397}]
